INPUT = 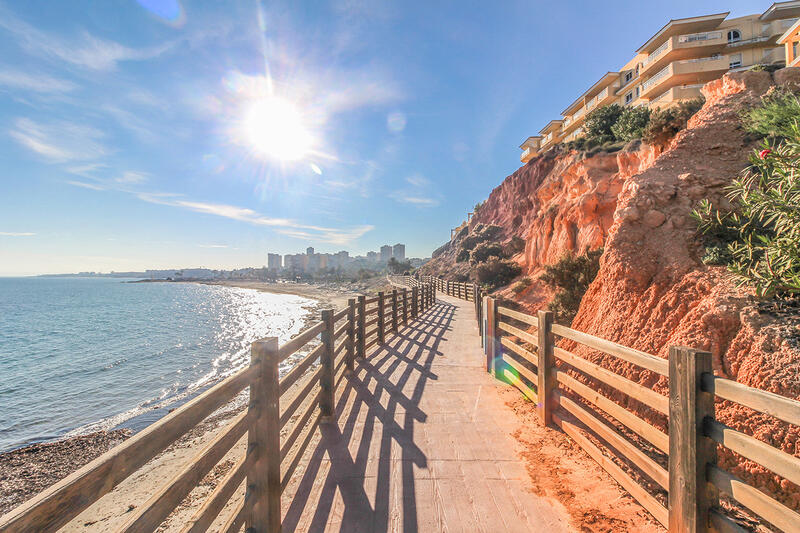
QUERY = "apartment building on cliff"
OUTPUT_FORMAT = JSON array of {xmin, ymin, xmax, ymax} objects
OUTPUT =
[{"xmin": 520, "ymin": 2, "xmax": 800, "ymax": 163}]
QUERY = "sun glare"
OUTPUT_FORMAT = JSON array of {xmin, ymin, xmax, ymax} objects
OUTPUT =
[{"xmin": 244, "ymin": 97, "xmax": 312, "ymax": 162}]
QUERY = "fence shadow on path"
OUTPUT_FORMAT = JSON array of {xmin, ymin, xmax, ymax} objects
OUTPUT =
[{"xmin": 282, "ymin": 300, "xmax": 456, "ymax": 532}]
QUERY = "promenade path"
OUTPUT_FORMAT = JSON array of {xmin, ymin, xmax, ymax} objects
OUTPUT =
[{"xmin": 280, "ymin": 294, "xmax": 571, "ymax": 532}]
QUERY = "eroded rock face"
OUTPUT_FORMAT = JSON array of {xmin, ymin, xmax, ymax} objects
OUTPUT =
[{"xmin": 420, "ymin": 68, "xmax": 800, "ymax": 508}]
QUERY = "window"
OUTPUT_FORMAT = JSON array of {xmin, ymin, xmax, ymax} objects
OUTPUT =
[
  {"xmin": 729, "ymin": 53, "xmax": 742, "ymax": 68},
  {"xmin": 793, "ymin": 42, "xmax": 798, "ymax": 61},
  {"xmin": 635, "ymin": 86, "xmax": 640, "ymax": 97},
  {"xmin": 727, "ymin": 30, "xmax": 741, "ymax": 43},
  {"xmin": 625, "ymin": 91, "xmax": 633, "ymax": 104},
  {"xmin": 625, "ymin": 71, "xmax": 633, "ymax": 82}
]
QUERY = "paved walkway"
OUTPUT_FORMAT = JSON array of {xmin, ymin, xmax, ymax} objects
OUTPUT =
[{"xmin": 281, "ymin": 294, "xmax": 571, "ymax": 532}]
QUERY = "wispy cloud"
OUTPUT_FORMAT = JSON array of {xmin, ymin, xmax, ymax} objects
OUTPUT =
[
  {"xmin": 405, "ymin": 174, "xmax": 430, "ymax": 187},
  {"xmin": 0, "ymin": 69, "xmax": 77, "ymax": 93},
  {"xmin": 135, "ymin": 192, "xmax": 373, "ymax": 245},
  {"xmin": 0, "ymin": 232, "xmax": 36, "ymax": 236},
  {"xmin": 389, "ymin": 192, "xmax": 440, "ymax": 208},
  {"xmin": 10, "ymin": 118, "xmax": 107, "ymax": 162},
  {"xmin": 115, "ymin": 171, "xmax": 149, "ymax": 184},
  {"xmin": 66, "ymin": 180, "xmax": 106, "ymax": 191},
  {"xmin": 198, "ymin": 244, "xmax": 228, "ymax": 249},
  {"xmin": 0, "ymin": 5, "xmax": 172, "ymax": 71},
  {"xmin": 390, "ymin": 173, "xmax": 439, "ymax": 208}
]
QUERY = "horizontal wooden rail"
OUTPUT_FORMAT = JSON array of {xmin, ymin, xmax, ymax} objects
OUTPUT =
[
  {"xmin": 554, "ymin": 392, "xmax": 668, "ymax": 490},
  {"xmin": 497, "ymin": 306, "xmax": 538, "ymax": 327},
  {"xmin": 181, "ymin": 453, "xmax": 252, "ymax": 533},
  {"xmin": 553, "ymin": 411, "xmax": 668, "ymax": 527},
  {"xmin": 120, "ymin": 411, "xmax": 251, "ymax": 532},
  {"xmin": 555, "ymin": 369, "xmax": 668, "ymax": 453},
  {"xmin": 702, "ymin": 373, "xmax": 800, "ymax": 427},
  {"xmin": 500, "ymin": 336, "xmax": 538, "ymax": 368},
  {"xmin": 708, "ymin": 465, "xmax": 800, "ymax": 533},
  {"xmin": 551, "ymin": 323, "xmax": 668, "ymax": 377},
  {"xmin": 554, "ymin": 346, "xmax": 669, "ymax": 415},
  {"xmin": 278, "ymin": 321, "xmax": 324, "ymax": 361},
  {"xmin": 279, "ymin": 344, "xmax": 323, "ymax": 395},
  {"xmin": 705, "ymin": 418, "xmax": 800, "ymax": 487},
  {"xmin": 497, "ymin": 320, "xmax": 538, "ymax": 347}
]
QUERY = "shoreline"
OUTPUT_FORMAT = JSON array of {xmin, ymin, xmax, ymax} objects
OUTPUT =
[{"xmin": 0, "ymin": 279, "xmax": 380, "ymax": 523}]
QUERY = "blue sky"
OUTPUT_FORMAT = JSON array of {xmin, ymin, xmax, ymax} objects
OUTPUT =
[{"xmin": 0, "ymin": 0, "xmax": 763, "ymax": 275}]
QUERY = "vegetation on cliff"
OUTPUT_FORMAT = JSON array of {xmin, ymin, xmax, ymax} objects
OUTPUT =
[
  {"xmin": 694, "ymin": 90, "xmax": 800, "ymax": 298},
  {"xmin": 539, "ymin": 248, "xmax": 603, "ymax": 321}
]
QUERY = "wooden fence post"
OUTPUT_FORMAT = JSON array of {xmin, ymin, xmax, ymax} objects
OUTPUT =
[
  {"xmin": 537, "ymin": 310, "xmax": 555, "ymax": 426},
  {"xmin": 377, "ymin": 292, "xmax": 385, "ymax": 344},
  {"xmin": 411, "ymin": 287, "xmax": 418, "ymax": 319},
  {"xmin": 668, "ymin": 346, "xmax": 717, "ymax": 533},
  {"xmin": 391, "ymin": 289, "xmax": 398, "ymax": 333},
  {"xmin": 346, "ymin": 298, "xmax": 355, "ymax": 372},
  {"xmin": 485, "ymin": 297, "xmax": 496, "ymax": 373},
  {"xmin": 246, "ymin": 338, "xmax": 281, "ymax": 533},
  {"xmin": 320, "ymin": 310, "xmax": 336, "ymax": 423},
  {"xmin": 401, "ymin": 289, "xmax": 407, "ymax": 325},
  {"xmin": 357, "ymin": 296, "xmax": 366, "ymax": 358}
]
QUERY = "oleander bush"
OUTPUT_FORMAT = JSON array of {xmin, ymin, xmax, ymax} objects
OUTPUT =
[
  {"xmin": 692, "ymin": 130, "xmax": 800, "ymax": 298},
  {"xmin": 539, "ymin": 248, "xmax": 603, "ymax": 322}
]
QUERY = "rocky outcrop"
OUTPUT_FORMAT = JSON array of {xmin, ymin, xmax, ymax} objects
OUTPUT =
[{"xmin": 421, "ymin": 69, "xmax": 800, "ymax": 509}]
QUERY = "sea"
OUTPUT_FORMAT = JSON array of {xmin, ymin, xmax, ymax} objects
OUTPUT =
[{"xmin": 0, "ymin": 277, "xmax": 319, "ymax": 453}]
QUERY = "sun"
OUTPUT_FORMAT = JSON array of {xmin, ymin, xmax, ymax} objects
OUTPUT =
[{"xmin": 244, "ymin": 96, "xmax": 313, "ymax": 162}]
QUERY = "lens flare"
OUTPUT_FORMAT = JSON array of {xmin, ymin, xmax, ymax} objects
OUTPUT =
[{"xmin": 244, "ymin": 97, "xmax": 313, "ymax": 162}]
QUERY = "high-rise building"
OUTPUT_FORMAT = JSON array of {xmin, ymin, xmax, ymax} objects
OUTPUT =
[
  {"xmin": 267, "ymin": 253, "xmax": 282, "ymax": 271},
  {"xmin": 380, "ymin": 245, "xmax": 392, "ymax": 264},
  {"xmin": 392, "ymin": 243, "xmax": 405, "ymax": 262},
  {"xmin": 306, "ymin": 247, "xmax": 314, "ymax": 255},
  {"xmin": 367, "ymin": 251, "xmax": 378, "ymax": 262},
  {"xmin": 519, "ymin": 3, "xmax": 800, "ymax": 162}
]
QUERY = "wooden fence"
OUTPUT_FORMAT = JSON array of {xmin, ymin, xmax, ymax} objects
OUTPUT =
[
  {"xmin": 395, "ymin": 274, "xmax": 484, "ymax": 330},
  {"xmin": 0, "ymin": 283, "xmax": 437, "ymax": 533},
  {"xmin": 482, "ymin": 296, "xmax": 800, "ymax": 533}
]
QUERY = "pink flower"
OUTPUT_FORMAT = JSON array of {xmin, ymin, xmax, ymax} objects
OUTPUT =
[{"xmin": 759, "ymin": 149, "xmax": 772, "ymax": 159}]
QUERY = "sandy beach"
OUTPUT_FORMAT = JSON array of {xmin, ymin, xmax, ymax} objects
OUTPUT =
[{"xmin": 0, "ymin": 278, "xmax": 390, "ymax": 528}]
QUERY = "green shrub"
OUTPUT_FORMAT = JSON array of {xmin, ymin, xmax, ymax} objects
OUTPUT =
[
  {"xmin": 611, "ymin": 106, "xmax": 651, "ymax": 142},
  {"xmin": 480, "ymin": 224, "xmax": 503, "ymax": 240},
  {"xmin": 512, "ymin": 277, "xmax": 532, "ymax": 294},
  {"xmin": 507, "ymin": 235, "xmax": 526, "ymax": 255},
  {"xmin": 749, "ymin": 64, "xmax": 781, "ymax": 73},
  {"xmin": 692, "ymin": 131, "xmax": 800, "ymax": 298},
  {"xmin": 471, "ymin": 242, "xmax": 505, "ymax": 264},
  {"xmin": 476, "ymin": 257, "xmax": 522, "ymax": 290},
  {"xmin": 741, "ymin": 87, "xmax": 800, "ymax": 139},
  {"xmin": 456, "ymin": 248, "xmax": 471, "ymax": 262},
  {"xmin": 584, "ymin": 104, "xmax": 623, "ymax": 145},
  {"xmin": 642, "ymin": 98, "xmax": 704, "ymax": 146},
  {"xmin": 539, "ymin": 248, "xmax": 603, "ymax": 322}
]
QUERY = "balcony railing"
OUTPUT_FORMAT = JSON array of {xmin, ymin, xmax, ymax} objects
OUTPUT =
[
  {"xmin": 678, "ymin": 31, "xmax": 722, "ymax": 44},
  {"xmin": 643, "ymin": 39, "xmax": 670, "ymax": 66},
  {"xmin": 641, "ymin": 64, "xmax": 670, "ymax": 91},
  {"xmin": 521, "ymin": 147, "xmax": 533, "ymax": 161}
]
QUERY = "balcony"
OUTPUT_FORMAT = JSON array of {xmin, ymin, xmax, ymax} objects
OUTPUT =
[
  {"xmin": 520, "ymin": 147, "xmax": 534, "ymax": 163},
  {"xmin": 647, "ymin": 85, "xmax": 705, "ymax": 109},
  {"xmin": 586, "ymin": 87, "xmax": 610, "ymax": 111},
  {"xmin": 640, "ymin": 56, "xmax": 730, "ymax": 99},
  {"xmin": 640, "ymin": 32, "xmax": 727, "ymax": 76}
]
